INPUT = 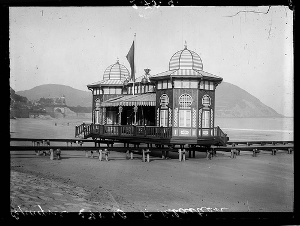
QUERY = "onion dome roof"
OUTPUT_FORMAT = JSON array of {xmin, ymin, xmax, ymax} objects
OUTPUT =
[
  {"xmin": 103, "ymin": 60, "xmax": 130, "ymax": 80},
  {"xmin": 169, "ymin": 44, "xmax": 203, "ymax": 71}
]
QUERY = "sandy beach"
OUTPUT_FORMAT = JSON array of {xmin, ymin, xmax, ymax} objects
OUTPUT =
[
  {"xmin": 10, "ymin": 118, "xmax": 294, "ymax": 213},
  {"xmin": 11, "ymin": 149, "xmax": 293, "ymax": 212}
]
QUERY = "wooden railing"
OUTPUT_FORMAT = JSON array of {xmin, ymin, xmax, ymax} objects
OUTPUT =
[
  {"xmin": 75, "ymin": 123, "xmax": 92, "ymax": 138},
  {"xmin": 214, "ymin": 126, "xmax": 228, "ymax": 144},
  {"xmin": 75, "ymin": 123, "xmax": 227, "ymax": 143}
]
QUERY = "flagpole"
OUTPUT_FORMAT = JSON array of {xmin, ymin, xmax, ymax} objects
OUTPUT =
[{"xmin": 132, "ymin": 33, "xmax": 136, "ymax": 95}]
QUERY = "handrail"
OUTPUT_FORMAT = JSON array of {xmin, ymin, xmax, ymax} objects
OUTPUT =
[{"xmin": 75, "ymin": 123, "xmax": 227, "ymax": 143}]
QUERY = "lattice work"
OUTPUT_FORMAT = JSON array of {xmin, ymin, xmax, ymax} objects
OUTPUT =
[
  {"xmin": 103, "ymin": 108, "xmax": 106, "ymax": 125},
  {"xmin": 192, "ymin": 108, "xmax": 197, "ymax": 128},
  {"xmin": 210, "ymin": 109, "xmax": 214, "ymax": 128},
  {"xmin": 173, "ymin": 108, "xmax": 178, "ymax": 127},
  {"xmin": 199, "ymin": 108, "xmax": 203, "ymax": 128},
  {"xmin": 99, "ymin": 109, "xmax": 103, "ymax": 124},
  {"xmin": 156, "ymin": 108, "xmax": 160, "ymax": 126},
  {"xmin": 168, "ymin": 108, "xmax": 172, "ymax": 126}
]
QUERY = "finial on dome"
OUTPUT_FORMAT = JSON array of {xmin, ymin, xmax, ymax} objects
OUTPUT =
[
  {"xmin": 184, "ymin": 41, "xmax": 187, "ymax": 49},
  {"xmin": 116, "ymin": 57, "xmax": 119, "ymax": 64}
]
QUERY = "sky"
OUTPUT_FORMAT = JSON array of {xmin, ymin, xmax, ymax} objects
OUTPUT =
[{"xmin": 9, "ymin": 6, "xmax": 293, "ymax": 117}]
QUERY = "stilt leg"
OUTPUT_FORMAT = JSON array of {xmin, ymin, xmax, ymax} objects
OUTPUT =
[
  {"xmin": 104, "ymin": 149, "xmax": 108, "ymax": 161},
  {"xmin": 99, "ymin": 149, "xmax": 102, "ymax": 161},
  {"xmin": 182, "ymin": 149, "xmax": 186, "ymax": 161},
  {"xmin": 142, "ymin": 149, "xmax": 145, "ymax": 162},
  {"xmin": 56, "ymin": 149, "xmax": 61, "ymax": 160},
  {"xmin": 50, "ymin": 149, "xmax": 54, "ymax": 160},
  {"xmin": 178, "ymin": 149, "xmax": 182, "ymax": 162},
  {"xmin": 162, "ymin": 151, "xmax": 165, "ymax": 159},
  {"xmin": 146, "ymin": 149, "xmax": 150, "ymax": 162}
]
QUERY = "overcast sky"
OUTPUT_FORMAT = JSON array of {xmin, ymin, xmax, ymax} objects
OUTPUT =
[{"xmin": 9, "ymin": 6, "xmax": 293, "ymax": 117}]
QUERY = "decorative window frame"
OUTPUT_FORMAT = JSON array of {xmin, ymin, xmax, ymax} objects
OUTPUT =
[
  {"xmin": 202, "ymin": 94, "xmax": 211, "ymax": 108},
  {"xmin": 160, "ymin": 94, "xmax": 169, "ymax": 109},
  {"xmin": 179, "ymin": 93, "xmax": 193, "ymax": 109}
]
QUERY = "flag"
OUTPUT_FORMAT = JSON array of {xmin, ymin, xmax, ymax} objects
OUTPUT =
[{"xmin": 126, "ymin": 41, "xmax": 135, "ymax": 81}]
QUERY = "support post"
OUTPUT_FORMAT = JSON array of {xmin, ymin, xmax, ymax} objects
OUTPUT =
[
  {"xmin": 99, "ymin": 149, "xmax": 102, "ymax": 161},
  {"xmin": 231, "ymin": 149, "xmax": 236, "ymax": 158},
  {"xmin": 142, "ymin": 149, "xmax": 145, "ymax": 162},
  {"xmin": 146, "ymin": 149, "xmax": 150, "ymax": 162},
  {"xmin": 182, "ymin": 149, "xmax": 186, "ymax": 161},
  {"xmin": 189, "ymin": 150, "xmax": 191, "ymax": 158},
  {"xmin": 131, "ymin": 151, "xmax": 133, "ymax": 160},
  {"xmin": 193, "ymin": 150, "xmax": 195, "ymax": 158},
  {"xmin": 126, "ymin": 150, "xmax": 129, "ymax": 160},
  {"xmin": 85, "ymin": 151, "xmax": 89, "ymax": 158},
  {"xmin": 56, "ymin": 149, "xmax": 61, "ymax": 160},
  {"xmin": 104, "ymin": 149, "xmax": 109, "ymax": 161},
  {"xmin": 50, "ymin": 149, "xmax": 54, "ymax": 160},
  {"xmin": 178, "ymin": 149, "xmax": 182, "ymax": 161},
  {"xmin": 252, "ymin": 148, "xmax": 257, "ymax": 157},
  {"xmin": 206, "ymin": 149, "xmax": 212, "ymax": 160}
]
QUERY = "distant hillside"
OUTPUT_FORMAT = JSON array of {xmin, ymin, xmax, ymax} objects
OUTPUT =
[
  {"xmin": 16, "ymin": 82, "xmax": 283, "ymax": 118},
  {"xmin": 16, "ymin": 84, "xmax": 92, "ymax": 108},
  {"xmin": 215, "ymin": 82, "xmax": 282, "ymax": 117}
]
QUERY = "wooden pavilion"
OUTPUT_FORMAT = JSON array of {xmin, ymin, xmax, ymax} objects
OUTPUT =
[{"xmin": 75, "ymin": 44, "xmax": 228, "ymax": 147}]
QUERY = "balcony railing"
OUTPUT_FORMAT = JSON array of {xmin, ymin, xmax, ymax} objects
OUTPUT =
[{"xmin": 75, "ymin": 124, "xmax": 227, "ymax": 144}]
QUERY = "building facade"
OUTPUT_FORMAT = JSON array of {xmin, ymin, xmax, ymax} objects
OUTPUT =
[{"xmin": 77, "ymin": 44, "xmax": 228, "ymax": 146}]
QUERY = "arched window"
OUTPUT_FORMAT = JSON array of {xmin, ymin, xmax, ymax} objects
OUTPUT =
[
  {"xmin": 160, "ymin": 94, "xmax": 169, "ymax": 108},
  {"xmin": 179, "ymin": 94, "xmax": 193, "ymax": 108},
  {"xmin": 160, "ymin": 94, "xmax": 169, "ymax": 127},
  {"xmin": 202, "ymin": 95, "xmax": 211, "ymax": 107},
  {"xmin": 178, "ymin": 94, "xmax": 193, "ymax": 127}
]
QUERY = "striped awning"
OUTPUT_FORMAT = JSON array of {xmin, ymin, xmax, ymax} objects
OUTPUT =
[{"xmin": 101, "ymin": 93, "xmax": 156, "ymax": 107}]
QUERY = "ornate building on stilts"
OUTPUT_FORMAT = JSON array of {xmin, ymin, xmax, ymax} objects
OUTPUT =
[{"xmin": 75, "ymin": 44, "xmax": 228, "ymax": 147}]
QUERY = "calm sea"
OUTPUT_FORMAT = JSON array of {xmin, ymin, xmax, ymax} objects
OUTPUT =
[
  {"xmin": 10, "ymin": 117, "xmax": 293, "ymax": 142},
  {"xmin": 215, "ymin": 117, "xmax": 294, "ymax": 142}
]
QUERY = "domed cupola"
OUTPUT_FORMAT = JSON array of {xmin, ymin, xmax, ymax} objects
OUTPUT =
[
  {"xmin": 103, "ymin": 59, "xmax": 130, "ymax": 80},
  {"xmin": 169, "ymin": 43, "xmax": 203, "ymax": 71}
]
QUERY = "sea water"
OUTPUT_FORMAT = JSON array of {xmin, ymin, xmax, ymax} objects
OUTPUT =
[
  {"xmin": 10, "ymin": 117, "xmax": 293, "ymax": 142},
  {"xmin": 215, "ymin": 117, "xmax": 294, "ymax": 142}
]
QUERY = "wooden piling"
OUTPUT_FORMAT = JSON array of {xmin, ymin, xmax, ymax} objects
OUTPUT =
[
  {"xmin": 50, "ymin": 149, "xmax": 54, "ymax": 160},
  {"xmin": 142, "ymin": 149, "xmax": 145, "ymax": 162},
  {"xmin": 178, "ymin": 149, "xmax": 182, "ymax": 161},
  {"xmin": 99, "ymin": 149, "xmax": 102, "ymax": 161},
  {"xmin": 182, "ymin": 149, "xmax": 186, "ymax": 161}
]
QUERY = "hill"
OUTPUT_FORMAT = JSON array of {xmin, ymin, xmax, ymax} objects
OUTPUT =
[
  {"xmin": 215, "ymin": 82, "xmax": 282, "ymax": 117},
  {"xmin": 16, "ymin": 83, "xmax": 283, "ymax": 118},
  {"xmin": 16, "ymin": 84, "xmax": 92, "ymax": 108}
]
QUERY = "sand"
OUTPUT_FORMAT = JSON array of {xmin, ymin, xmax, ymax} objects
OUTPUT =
[
  {"xmin": 10, "ymin": 118, "xmax": 294, "ymax": 213},
  {"xmin": 11, "ymin": 149, "xmax": 294, "ymax": 212}
]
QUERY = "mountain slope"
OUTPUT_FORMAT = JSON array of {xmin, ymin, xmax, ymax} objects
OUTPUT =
[
  {"xmin": 215, "ymin": 82, "xmax": 282, "ymax": 117},
  {"xmin": 16, "ymin": 84, "xmax": 92, "ymax": 107},
  {"xmin": 16, "ymin": 82, "xmax": 283, "ymax": 117}
]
